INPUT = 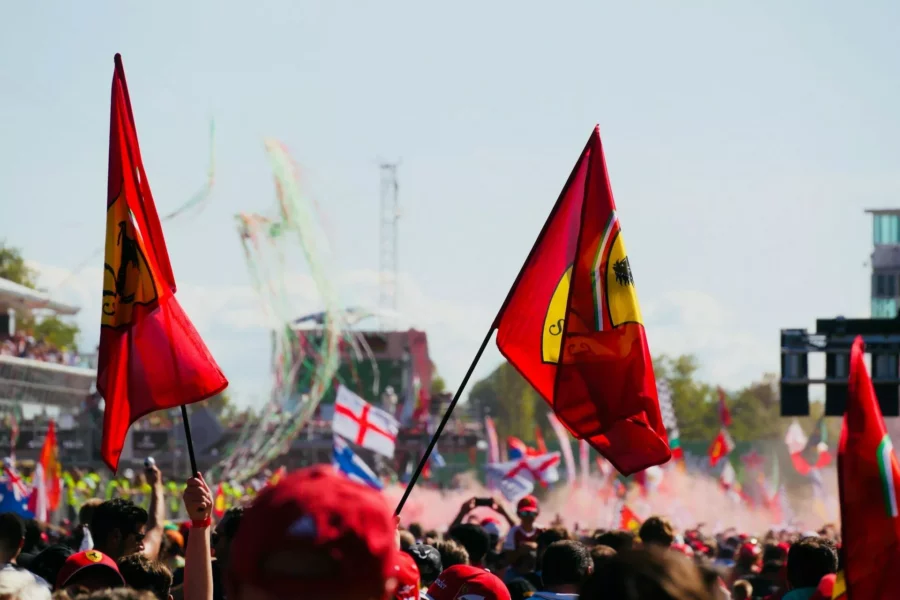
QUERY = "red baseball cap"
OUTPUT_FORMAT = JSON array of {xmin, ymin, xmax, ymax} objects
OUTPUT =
[
  {"xmin": 395, "ymin": 552, "xmax": 421, "ymax": 600},
  {"xmin": 56, "ymin": 550, "xmax": 125, "ymax": 590},
  {"xmin": 425, "ymin": 565, "xmax": 511, "ymax": 600},
  {"xmin": 517, "ymin": 495, "xmax": 539, "ymax": 514},
  {"xmin": 229, "ymin": 465, "xmax": 398, "ymax": 598}
]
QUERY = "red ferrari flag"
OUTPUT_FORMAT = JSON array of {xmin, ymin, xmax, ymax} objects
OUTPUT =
[
  {"xmin": 838, "ymin": 336, "xmax": 900, "ymax": 600},
  {"xmin": 495, "ymin": 127, "xmax": 670, "ymax": 475},
  {"xmin": 98, "ymin": 55, "xmax": 228, "ymax": 473},
  {"xmin": 708, "ymin": 428, "xmax": 735, "ymax": 467},
  {"xmin": 38, "ymin": 421, "xmax": 61, "ymax": 512},
  {"xmin": 717, "ymin": 387, "xmax": 732, "ymax": 427}
]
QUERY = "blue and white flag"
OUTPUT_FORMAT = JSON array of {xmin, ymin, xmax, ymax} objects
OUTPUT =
[
  {"xmin": 0, "ymin": 478, "xmax": 34, "ymax": 519},
  {"xmin": 333, "ymin": 436, "xmax": 383, "ymax": 490}
]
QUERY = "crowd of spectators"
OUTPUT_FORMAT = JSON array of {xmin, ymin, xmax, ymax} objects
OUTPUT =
[{"xmin": 1, "ymin": 332, "xmax": 80, "ymax": 367}]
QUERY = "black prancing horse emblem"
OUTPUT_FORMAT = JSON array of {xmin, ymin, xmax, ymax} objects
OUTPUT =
[{"xmin": 613, "ymin": 257, "xmax": 634, "ymax": 287}]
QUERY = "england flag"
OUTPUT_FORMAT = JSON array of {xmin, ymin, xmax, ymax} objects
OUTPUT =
[
  {"xmin": 333, "ymin": 385, "xmax": 399, "ymax": 458},
  {"xmin": 485, "ymin": 452, "xmax": 561, "ymax": 503}
]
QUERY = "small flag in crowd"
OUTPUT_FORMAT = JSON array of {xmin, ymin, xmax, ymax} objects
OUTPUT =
[
  {"xmin": 97, "ymin": 55, "xmax": 228, "ymax": 473},
  {"xmin": 333, "ymin": 385, "xmax": 399, "ymax": 458},
  {"xmin": 332, "ymin": 436, "xmax": 383, "ymax": 490},
  {"xmin": 709, "ymin": 428, "xmax": 735, "ymax": 467},
  {"xmin": 38, "ymin": 421, "xmax": 61, "ymax": 512},
  {"xmin": 484, "ymin": 416, "xmax": 500, "ymax": 463},
  {"xmin": 485, "ymin": 452, "xmax": 561, "ymax": 503},
  {"xmin": 657, "ymin": 379, "xmax": 683, "ymax": 460},
  {"xmin": 0, "ymin": 477, "xmax": 33, "ymax": 520},
  {"xmin": 620, "ymin": 505, "xmax": 642, "ymax": 532},
  {"xmin": 717, "ymin": 387, "xmax": 732, "ymax": 427},
  {"xmin": 838, "ymin": 336, "xmax": 900, "ymax": 600},
  {"xmin": 494, "ymin": 127, "xmax": 670, "ymax": 475}
]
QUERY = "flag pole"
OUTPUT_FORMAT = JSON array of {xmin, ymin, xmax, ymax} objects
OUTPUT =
[
  {"xmin": 394, "ymin": 328, "xmax": 494, "ymax": 515},
  {"xmin": 180, "ymin": 406, "xmax": 199, "ymax": 475},
  {"xmin": 394, "ymin": 130, "xmax": 598, "ymax": 516}
]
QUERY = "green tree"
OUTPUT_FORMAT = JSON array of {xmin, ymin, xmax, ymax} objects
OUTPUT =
[
  {"xmin": 0, "ymin": 242, "xmax": 81, "ymax": 348},
  {"xmin": 468, "ymin": 362, "xmax": 542, "ymax": 442},
  {"xmin": 198, "ymin": 390, "xmax": 231, "ymax": 416},
  {"xmin": 0, "ymin": 243, "xmax": 37, "ymax": 288},
  {"xmin": 431, "ymin": 375, "xmax": 447, "ymax": 396},
  {"xmin": 32, "ymin": 315, "xmax": 80, "ymax": 351}
]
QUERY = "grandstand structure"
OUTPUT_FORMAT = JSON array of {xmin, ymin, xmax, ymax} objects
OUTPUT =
[{"xmin": 0, "ymin": 277, "xmax": 97, "ymax": 464}]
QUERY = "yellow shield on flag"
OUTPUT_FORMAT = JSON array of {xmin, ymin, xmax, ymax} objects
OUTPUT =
[
  {"xmin": 542, "ymin": 267, "xmax": 572, "ymax": 364},
  {"xmin": 101, "ymin": 193, "xmax": 158, "ymax": 328},
  {"xmin": 604, "ymin": 230, "xmax": 643, "ymax": 328}
]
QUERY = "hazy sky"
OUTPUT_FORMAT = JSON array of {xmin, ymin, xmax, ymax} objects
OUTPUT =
[{"xmin": 3, "ymin": 1, "xmax": 900, "ymax": 407}]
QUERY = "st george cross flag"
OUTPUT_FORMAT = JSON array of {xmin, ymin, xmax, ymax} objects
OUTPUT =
[
  {"xmin": 838, "ymin": 336, "xmax": 900, "ymax": 600},
  {"xmin": 494, "ymin": 127, "xmax": 669, "ymax": 475},
  {"xmin": 333, "ymin": 385, "xmax": 399, "ymax": 458},
  {"xmin": 485, "ymin": 452, "xmax": 561, "ymax": 503},
  {"xmin": 333, "ymin": 436, "xmax": 383, "ymax": 490}
]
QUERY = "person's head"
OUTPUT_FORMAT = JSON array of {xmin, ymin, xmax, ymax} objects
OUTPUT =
[
  {"xmin": 732, "ymin": 579, "xmax": 752, "ymax": 600},
  {"xmin": 639, "ymin": 516, "xmax": 675, "ymax": 549},
  {"xmin": 0, "ymin": 567, "xmax": 49, "ymax": 600},
  {"xmin": 393, "ymin": 552, "xmax": 420, "ymax": 600},
  {"xmin": 227, "ymin": 465, "xmax": 398, "ymax": 600},
  {"xmin": 406, "ymin": 545, "xmax": 442, "ymax": 587},
  {"xmin": 398, "ymin": 531, "xmax": 415, "ymax": 551},
  {"xmin": 541, "ymin": 541, "xmax": 593, "ymax": 592},
  {"xmin": 0, "ymin": 512, "xmax": 26, "ymax": 563},
  {"xmin": 435, "ymin": 539, "xmax": 469, "ymax": 569},
  {"xmin": 447, "ymin": 524, "xmax": 490, "ymax": 567},
  {"xmin": 516, "ymin": 496, "xmax": 539, "ymax": 528},
  {"xmin": 786, "ymin": 537, "xmax": 838, "ymax": 590},
  {"xmin": 536, "ymin": 528, "xmax": 569, "ymax": 566},
  {"xmin": 89, "ymin": 499, "xmax": 148, "ymax": 560},
  {"xmin": 579, "ymin": 547, "xmax": 709, "ymax": 600},
  {"xmin": 480, "ymin": 518, "xmax": 502, "ymax": 550},
  {"xmin": 407, "ymin": 523, "xmax": 424, "ymax": 541},
  {"xmin": 592, "ymin": 530, "xmax": 636, "ymax": 553},
  {"xmin": 589, "ymin": 544, "xmax": 616, "ymax": 575},
  {"xmin": 73, "ymin": 590, "xmax": 157, "ymax": 600},
  {"xmin": 78, "ymin": 499, "xmax": 104, "ymax": 527},
  {"xmin": 425, "ymin": 565, "xmax": 511, "ymax": 600},
  {"xmin": 212, "ymin": 506, "xmax": 243, "ymax": 569},
  {"xmin": 116, "ymin": 554, "xmax": 173, "ymax": 600},
  {"xmin": 56, "ymin": 550, "xmax": 125, "ymax": 593},
  {"xmin": 26, "ymin": 544, "xmax": 73, "ymax": 588},
  {"xmin": 506, "ymin": 578, "xmax": 537, "ymax": 600}
]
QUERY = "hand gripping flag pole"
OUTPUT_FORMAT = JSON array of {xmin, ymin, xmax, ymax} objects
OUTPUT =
[{"xmin": 395, "ymin": 126, "xmax": 670, "ymax": 514}]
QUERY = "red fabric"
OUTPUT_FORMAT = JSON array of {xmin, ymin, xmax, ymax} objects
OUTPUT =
[
  {"xmin": 394, "ymin": 552, "xmax": 421, "ymax": 600},
  {"xmin": 708, "ymin": 429, "xmax": 734, "ymax": 467},
  {"xmin": 534, "ymin": 425, "xmax": 548, "ymax": 454},
  {"xmin": 38, "ymin": 421, "xmax": 61, "ymax": 511},
  {"xmin": 56, "ymin": 551, "xmax": 124, "ymax": 589},
  {"xmin": 425, "ymin": 565, "xmax": 511, "ymax": 600},
  {"xmin": 516, "ymin": 494, "xmax": 539, "ymax": 513},
  {"xmin": 838, "ymin": 336, "xmax": 900, "ymax": 600},
  {"xmin": 495, "ymin": 127, "xmax": 670, "ymax": 476},
  {"xmin": 230, "ymin": 465, "xmax": 397, "ymax": 598},
  {"xmin": 620, "ymin": 505, "xmax": 641, "ymax": 532},
  {"xmin": 717, "ymin": 387, "xmax": 733, "ymax": 427},
  {"xmin": 97, "ymin": 55, "xmax": 227, "ymax": 473}
]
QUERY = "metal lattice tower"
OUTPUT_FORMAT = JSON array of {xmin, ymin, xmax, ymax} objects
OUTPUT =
[{"xmin": 379, "ymin": 162, "xmax": 400, "ymax": 329}]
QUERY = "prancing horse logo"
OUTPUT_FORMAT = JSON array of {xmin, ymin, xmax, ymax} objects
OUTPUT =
[{"xmin": 101, "ymin": 192, "xmax": 157, "ymax": 328}]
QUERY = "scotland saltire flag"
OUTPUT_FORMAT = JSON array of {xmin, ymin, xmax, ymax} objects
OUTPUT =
[
  {"xmin": 333, "ymin": 436, "xmax": 383, "ymax": 490},
  {"xmin": 0, "ymin": 477, "xmax": 34, "ymax": 519}
]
